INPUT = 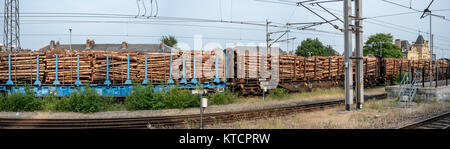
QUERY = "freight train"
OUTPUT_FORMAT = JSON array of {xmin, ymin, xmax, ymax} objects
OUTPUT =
[{"xmin": 0, "ymin": 47, "xmax": 449, "ymax": 97}]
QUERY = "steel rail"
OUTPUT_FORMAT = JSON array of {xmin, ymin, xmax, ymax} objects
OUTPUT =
[{"xmin": 399, "ymin": 111, "xmax": 450, "ymax": 129}]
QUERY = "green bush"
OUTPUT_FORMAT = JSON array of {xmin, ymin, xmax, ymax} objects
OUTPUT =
[
  {"xmin": 125, "ymin": 85, "xmax": 163, "ymax": 110},
  {"xmin": 394, "ymin": 72, "xmax": 405, "ymax": 85},
  {"xmin": 268, "ymin": 88, "xmax": 288, "ymax": 99},
  {"xmin": 55, "ymin": 86, "xmax": 105, "ymax": 113},
  {"xmin": 125, "ymin": 86, "xmax": 200, "ymax": 110},
  {"xmin": 0, "ymin": 86, "xmax": 41, "ymax": 112},
  {"xmin": 40, "ymin": 96, "xmax": 60, "ymax": 111},
  {"xmin": 161, "ymin": 87, "xmax": 200, "ymax": 109},
  {"xmin": 208, "ymin": 90, "xmax": 238, "ymax": 105}
]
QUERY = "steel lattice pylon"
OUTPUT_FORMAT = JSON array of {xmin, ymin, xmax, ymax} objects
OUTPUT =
[{"xmin": 3, "ymin": 0, "xmax": 20, "ymax": 51}]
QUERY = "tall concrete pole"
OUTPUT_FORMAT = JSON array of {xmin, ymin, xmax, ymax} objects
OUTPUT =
[
  {"xmin": 344, "ymin": 0, "xmax": 353, "ymax": 111},
  {"xmin": 69, "ymin": 28, "xmax": 72, "ymax": 50},
  {"xmin": 429, "ymin": 15, "xmax": 433, "ymax": 87},
  {"xmin": 355, "ymin": 0, "xmax": 364, "ymax": 110}
]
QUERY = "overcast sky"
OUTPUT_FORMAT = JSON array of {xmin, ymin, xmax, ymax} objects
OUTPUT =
[{"xmin": 1, "ymin": 0, "xmax": 449, "ymax": 58}]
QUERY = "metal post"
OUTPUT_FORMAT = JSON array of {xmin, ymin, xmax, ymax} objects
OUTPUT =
[
  {"xmin": 344, "ymin": 0, "xmax": 353, "ymax": 111},
  {"xmin": 74, "ymin": 55, "xmax": 82, "ymax": 86},
  {"xmin": 104, "ymin": 55, "xmax": 111, "ymax": 85},
  {"xmin": 429, "ymin": 17, "xmax": 433, "ymax": 87},
  {"xmin": 180, "ymin": 56, "xmax": 187, "ymax": 84},
  {"xmin": 53, "ymin": 54, "xmax": 60, "ymax": 85},
  {"xmin": 69, "ymin": 28, "xmax": 72, "ymax": 50},
  {"xmin": 34, "ymin": 55, "xmax": 41, "ymax": 86},
  {"xmin": 224, "ymin": 50, "xmax": 227, "ymax": 82},
  {"xmin": 214, "ymin": 54, "xmax": 220, "ymax": 83},
  {"xmin": 6, "ymin": 54, "xmax": 13, "ymax": 85},
  {"xmin": 422, "ymin": 66, "xmax": 425, "ymax": 87},
  {"xmin": 191, "ymin": 54, "xmax": 198, "ymax": 84},
  {"xmin": 446, "ymin": 66, "xmax": 448, "ymax": 86},
  {"xmin": 142, "ymin": 55, "xmax": 149, "ymax": 84},
  {"xmin": 124, "ymin": 54, "xmax": 132, "ymax": 85},
  {"xmin": 200, "ymin": 93, "xmax": 203, "ymax": 129},
  {"xmin": 168, "ymin": 55, "xmax": 174, "ymax": 84},
  {"xmin": 266, "ymin": 19, "xmax": 270, "ymax": 54},
  {"xmin": 436, "ymin": 61, "xmax": 438, "ymax": 88},
  {"xmin": 355, "ymin": 0, "xmax": 363, "ymax": 110}
]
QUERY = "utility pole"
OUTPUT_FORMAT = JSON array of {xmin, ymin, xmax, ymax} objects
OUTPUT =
[
  {"xmin": 266, "ymin": 19, "xmax": 271, "ymax": 53},
  {"xmin": 343, "ymin": 0, "xmax": 353, "ymax": 111},
  {"xmin": 3, "ymin": 0, "xmax": 20, "ymax": 51},
  {"xmin": 287, "ymin": 26, "xmax": 289, "ymax": 53},
  {"xmin": 419, "ymin": 0, "xmax": 443, "ymax": 87},
  {"xmin": 429, "ymin": 13, "xmax": 433, "ymax": 87},
  {"xmin": 355, "ymin": 0, "xmax": 364, "ymax": 110},
  {"xmin": 69, "ymin": 28, "xmax": 72, "ymax": 50}
]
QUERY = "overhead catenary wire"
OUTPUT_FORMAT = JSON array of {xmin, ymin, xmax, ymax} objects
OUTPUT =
[{"xmin": 2, "ymin": 0, "xmax": 448, "ymax": 55}]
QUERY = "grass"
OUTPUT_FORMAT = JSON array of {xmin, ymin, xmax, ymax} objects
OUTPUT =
[
  {"xmin": 233, "ymin": 88, "xmax": 345, "ymax": 105},
  {"xmin": 208, "ymin": 97, "xmax": 450, "ymax": 129},
  {"xmin": 268, "ymin": 88, "xmax": 288, "ymax": 99},
  {"xmin": 208, "ymin": 90, "xmax": 239, "ymax": 105}
]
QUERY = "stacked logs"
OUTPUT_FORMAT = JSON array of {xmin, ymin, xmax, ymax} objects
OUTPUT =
[
  {"xmin": 382, "ymin": 58, "xmax": 450, "ymax": 82},
  {"xmin": 1, "ymin": 49, "xmax": 449, "ymax": 88},
  {"xmin": 235, "ymin": 51, "xmax": 271, "ymax": 80},
  {"xmin": 91, "ymin": 51, "xmax": 139, "ymax": 84},
  {"xmin": 279, "ymin": 56, "xmax": 349, "ymax": 81},
  {"xmin": 0, "ymin": 51, "xmax": 45, "ymax": 84},
  {"xmin": 177, "ymin": 50, "xmax": 225, "ymax": 82},
  {"xmin": 136, "ymin": 52, "xmax": 177, "ymax": 83},
  {"xmin": 44, "ymin": 50, "xmax": 92, "ymax": 84}
]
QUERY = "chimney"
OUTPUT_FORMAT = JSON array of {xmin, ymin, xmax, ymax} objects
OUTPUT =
[
  {"xmin": 50, "ymin": 40, "xmax": 55, "ymax": 50},
  {"xmin": 86, "ymin": 39, "xmax": 91, "ymax": 49},
  {"xmin": 90, "ymin": 40, "xmax": 95, "ymax": 49},
  {"xmin": 121, "ymin": 41, "xmax": 127, "ymax": 50},
  {"xmin": 160, "ymin": 42, "xmax": 164, "ymax": 49}
]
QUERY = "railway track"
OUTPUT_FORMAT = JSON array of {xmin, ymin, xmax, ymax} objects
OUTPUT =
[
  {"xmin": 400, "ymin": 111, "xmax": 450, "ymax": 129},
  {"xmin": 0, "ymin": 93, "xmax": 387, "ymax": 129}
]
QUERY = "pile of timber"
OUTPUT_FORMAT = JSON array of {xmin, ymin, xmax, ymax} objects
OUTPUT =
[
  {"xmin": 363, "ymin": 57, "xmax": 378, "ymax": 77},
  {"xmin": 0, "ymin": 51, "xmax": 45, "ymax": 84},
  {"xmin": 279, "ymin": 56, "xmax": 346, "ymax": 81},
  {"xmin": 2, "ymin": 49, "xmax": 450, "ymax": 87},
  {"xmin": 137, "ymin": 52, "xmax": 177, "ymax": 83},
  {"xmin": 91, "ymin": 51, "xmax": 139, "ymax": 84},
  {"xmin": 177, "ymin": 50, "xmax": 226, "ymax": 82},
  {"xmin": 279, "ymin": 55, "xmax": 302, "ymax": 80},
  {"xmin": 44, "ymin": 50, "xmax": 92, "ymax": 84},
  {"xmin": 235, "ymin": 51, "xmax": 271, "ymax": 81},
  {"xmin": 382, "ymin": 58, "xmax": 450, "ymax": 81}
]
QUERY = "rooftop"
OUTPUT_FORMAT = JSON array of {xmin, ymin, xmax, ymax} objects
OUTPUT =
[{"xmin": 40, "ymin": 40, "xmax": 176, "ymax": 53}]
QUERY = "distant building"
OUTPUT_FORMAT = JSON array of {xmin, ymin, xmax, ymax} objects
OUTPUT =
[
  {"xmin": 40, "ymin": 40, "xmax": 175, "ymax": 53},
  {"xmin": 395, "ymin": 34, "xmax": 430, "ymax": 60}
]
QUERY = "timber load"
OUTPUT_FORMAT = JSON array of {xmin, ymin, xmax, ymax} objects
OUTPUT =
[
  {"xmin": 0, "ymin": 49, "xmax": 449, "ymax": 95},
  {"xmin": 44, "ymin": 50, "xmax": 92, "ymax": 84},
  {"xmin": 0, "ymin": 51, "xmax": 45, "ymax": 84}
]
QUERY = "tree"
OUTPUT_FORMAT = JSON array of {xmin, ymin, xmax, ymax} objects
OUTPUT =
[
  {"xmin": 363, "ymin": 33, "xmax": 402, "ymax": 58},
  {"xmin": 295, "ymin": 38, "xmax": 336, "ymax": 57},
  {"xmin": 160, "ymin": 35, "xmax": 178, "ymax": 48}
]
